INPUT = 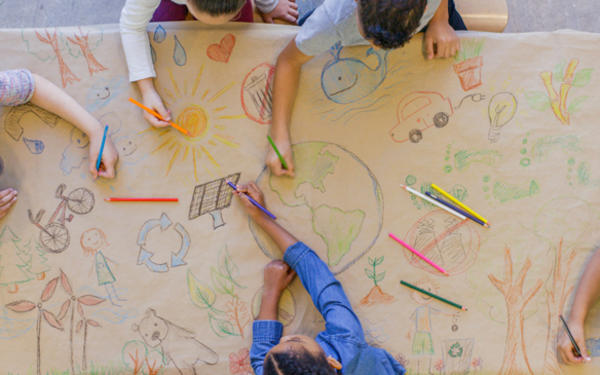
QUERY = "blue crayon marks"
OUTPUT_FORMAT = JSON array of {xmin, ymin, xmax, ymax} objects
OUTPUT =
[
  {"xmin": 22, "ymin": 137, "xmax": 44, "ymax": 154},
  {"xmin": 586, "ymin": 337, "xmax": 600, "ymax": 357},
  {"xmin": 173, "ymin": 35, "xmax": 187, "ymax": 66},
  {"xmin": 153, "ymin": 25, "xmax": 166, "ymax": 43},
  {"xmin": 321, "ymin": 42, "xmax": 388, "ymax": 104}
]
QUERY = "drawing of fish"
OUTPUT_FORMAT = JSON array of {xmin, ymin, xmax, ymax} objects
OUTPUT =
[{"xmin": 321, "ymin": 42, "xmax": 388, "ymax": 104}]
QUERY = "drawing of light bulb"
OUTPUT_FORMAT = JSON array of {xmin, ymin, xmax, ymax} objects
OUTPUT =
[{"xmin": 487, "ymin": 92, "xmax": 517, "ymax": 143}]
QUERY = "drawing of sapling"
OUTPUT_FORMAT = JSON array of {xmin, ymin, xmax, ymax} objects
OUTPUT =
[
  {"xmin": 187, "ymin": 248, "xmax": 250, "ymax": 338},
  {"xmin": 55, "ymin": 269, "xmax": 106, "ymax": 373},
  {"xmin": 453, "ymin": 39, "xmax": 484, "ymax": 91},
  {"xmin": 5, "ymin": 275, "xmax": 64, "ymax": 375},
  {"xmin": 360, "ymin": 256, "xmax": 394, "ymax": 306}
]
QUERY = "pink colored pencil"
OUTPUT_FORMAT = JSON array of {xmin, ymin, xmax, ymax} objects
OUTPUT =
[
  {"xmin": 105, "ymin": 197, "xmax": 179, "ymax": 202},
  {"xmin": 389, "ymin": 233, "xmax": 449, "ymax": 276}
]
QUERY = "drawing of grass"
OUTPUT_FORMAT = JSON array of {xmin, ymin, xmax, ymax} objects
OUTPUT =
[{"xmin": 455, "ymin": 39, "xmax": 484, "ymax": 62}]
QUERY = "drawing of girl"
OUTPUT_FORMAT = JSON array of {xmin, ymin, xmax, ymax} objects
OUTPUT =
[{"xmin": 80, "ymin": 228, "xmax": 126, "ymax": 306}]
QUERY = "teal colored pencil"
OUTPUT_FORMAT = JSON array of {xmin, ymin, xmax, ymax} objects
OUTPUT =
[
  {"xmin": 267, "ymin": 135, "xmax": 288, "ymax": 170},
  {"xmin": 96, "ymin": 125, "xmax": 109, "ymax": 171},
  {"xmin": 400, "ymin": 280, "xmax": 467, "ymax": 311}
]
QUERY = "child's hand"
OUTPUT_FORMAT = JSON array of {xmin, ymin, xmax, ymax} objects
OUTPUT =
[
  {"xmin": 0, "ymin": 188, "xmax": 17, "ymax": 220},
  {"xmin": 235, "ymin": 182, "xmax": 267, "ymax": 219},
  {"xmin": 266, "ymin": 136, "xmax": 295, "ymax": 177},
  {"xmin": 139, "ymin": 81, "xmax": 171, "ymax": 128},
  {"xmin": 424, "ymin": 19, "xmax": 460, "ymax": 60},
  {"xmin": 557, "ymin": 320, "xmax": 591, "ymax": 364},
  {"xmin": 88, "ymin": 126, "xmax": 119, "ymax": 179},
  {"xmin": 263, "ymin": 260, "xmax": 296, "ymax": 297},
  {"xmin": 260, "ymin": 0, "xmax": 299, "ymax": 23}
]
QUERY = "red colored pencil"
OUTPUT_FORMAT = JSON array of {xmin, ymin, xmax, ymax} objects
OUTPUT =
[{"xmin": 104, "ymin": 197, "xmax": 179, "ymax": 202}]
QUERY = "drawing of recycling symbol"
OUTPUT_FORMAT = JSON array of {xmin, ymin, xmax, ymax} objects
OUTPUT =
[
  {"xmin": 448, "ymin": 342, "xmax": 463, "ymax": 358},
  {"xmin": 136, "ymin": 213, "xmax": 190, "ymax": 273}
]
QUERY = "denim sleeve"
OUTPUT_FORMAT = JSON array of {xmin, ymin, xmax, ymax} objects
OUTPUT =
[
  {"xmin": 283, "ymin": 242, "xmax": 364, "ymax": 341},
  {"xmin": 250, "ymin": 320, "xmax": 283, "ymax": 375}
]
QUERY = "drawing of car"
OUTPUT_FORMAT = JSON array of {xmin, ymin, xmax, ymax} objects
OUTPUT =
[{"xmin": 389, "ymin": 91, "xmax": 454, "ymax": 143}]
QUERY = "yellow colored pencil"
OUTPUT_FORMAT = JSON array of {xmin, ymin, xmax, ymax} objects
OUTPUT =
[{"xmin": 431, "ymin": 183, "xmax": 488, "ymax": 224}]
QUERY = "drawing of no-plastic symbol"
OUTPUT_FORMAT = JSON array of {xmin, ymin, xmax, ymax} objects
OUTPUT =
[{"xmin": 136, "ymin": 213, "xmax": 190, "ymax": 273}]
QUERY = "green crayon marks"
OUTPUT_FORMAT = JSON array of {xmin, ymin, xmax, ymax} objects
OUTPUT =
[
  {"xmin": 360, "ymin": 256, "xmax": 394, "ymax": 306},
  {"xmin": 405, "ymin": 174, "xmax": 417, "ymax": 186},
  {"xmin": 520, "ymin": 133, "xmax": 580, "ymax": 168},
  {"xmin": 492, "ymin": 180, "xmax": 539, "ymax": 203},
  {"xmin": 443, "ymin": 144, "xmax": 502, "ymax": 173},
  {"xmin": 567, "ymin": 158, "xmax": 600, "ymax": 187}
]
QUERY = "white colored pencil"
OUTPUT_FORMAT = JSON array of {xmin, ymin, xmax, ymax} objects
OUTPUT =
[{"xmin": 400, "ymin": 185, "xmax": 467, "ymax": 220}]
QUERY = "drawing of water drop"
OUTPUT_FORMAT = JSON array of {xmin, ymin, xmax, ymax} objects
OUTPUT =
[
  {"xmin": 150, "ymin": 42, "xmax": 157, "ymax": 64},
  {"xmin": 173, "ymin": 35, "xmax": 187, "ymax": 66},
  {"xmin": 23, "ymin": 137, "xmax": 44, "ymax": 154},
  {"xmin": 153, "ymin": 25, "xmax": 166, "ymax": 43}
]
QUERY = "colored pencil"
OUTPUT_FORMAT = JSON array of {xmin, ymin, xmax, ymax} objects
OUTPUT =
[
  {"xmin": 400, "ymin": 185, "xmax": 466, "ymax": 221},
  {"xmin": 431, "ymin": 183, "xmax": 488, "ymax": 224},
  {"xmin": 96, "ymin": 125, "xmax": 109, "ymax": 171},
  {"xmin": 226, "ymin": 181, "xmax": 277, "ymax": 220},
  {"xmin": 389, "ymin": 233, "xmax": 449, "ymax": 276},
  {"xmin": 425, "ymin": 192, "xmax": 490, "ymax": 228},
  {"xmin": 267, "ymin": 135, "xmax": 288, "ymax": 170},
  {"xmin": 128, "ymin": 97, "xmax": 189, "ymax": 136},
  {"xmin": 401, "ymin": 280, "xmax": 467, "ymax": 311},
  {"xmin": 104, "ymin": 197, "xmax": 179, "ymax": 202},
  {"xmin": 560, "ymin": 315, "xmax": 583, "ymax": 358}
]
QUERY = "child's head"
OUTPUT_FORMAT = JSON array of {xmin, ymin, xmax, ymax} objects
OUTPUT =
[
  {"xmin": 264, "ymin": 335, "xmax": 337, "ymax": 375},
  {"xmin": 80, "ymin": 228, "xmax": 108, "ymax": 255},
  {"xmin": 357, "ymin": 0, "xmax": 427, "ymax": 49},
  {"xmin": 186, "ymin": 0, "xmax": 246, "ymax": 25}
]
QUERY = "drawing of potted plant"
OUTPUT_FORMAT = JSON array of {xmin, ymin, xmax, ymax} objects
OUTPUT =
[
  {"xmin": 360, "ymin": 256, "xmax": 394, "ymax": 306},
  {"xmin": 453, "ymin": 39, "xmax": 484, "ymax": 91}
]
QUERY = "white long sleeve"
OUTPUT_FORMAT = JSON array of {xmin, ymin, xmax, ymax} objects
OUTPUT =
[{"xmin": 255, "ymin": 0, "xmax": 279, "ymax": 14}]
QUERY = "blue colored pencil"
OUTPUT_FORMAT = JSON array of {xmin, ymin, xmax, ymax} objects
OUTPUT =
[
  {"xmin": 96, "ymin": 125, "xmax": 109, "ymax": 171},
  {"xmin": 425, "ymin": 191, "xmax": 489, "ymax": 228},
  {"xmin": 226, "ymin": 181, "xmax": 277, "ymax": 220}
]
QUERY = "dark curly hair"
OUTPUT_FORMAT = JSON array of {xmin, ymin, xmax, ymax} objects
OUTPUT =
[
  {"xmin": 189, "ymin": 0, "xmax": 246, "ymax": 16},
  {"xmin": 264, "ymin": 348, "xmax": 336, "ymax": 375},
  {"xmin": 358, "ymin": 0, "xmax": 427, "ymax": 49}
]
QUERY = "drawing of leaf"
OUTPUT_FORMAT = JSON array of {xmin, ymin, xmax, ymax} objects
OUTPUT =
[
  {"xmin": 87, "ymin": 319, "xmax": 100, "ymax": 327},
  {"xmin": 78, "ymin": 295, "xmax": 105, "ymax": 306},
  {"xmin": 41, "ymin": 277, "xmax": 59, "ymax": 302},
  {"xmin": 57, "ymin": 299, "xmax": 71, "ymax": 320},
  {"xmin": 5, "ymin": 300, "xmax": 36, "ymax": 313},
  {"xmin": 187, "ymin": 270, "xmax": 216, "ymax": 309},
  {"xmin": 553, "ymin": 62, "xmax": 566, "ymax": 82},
  {"xmin": 76, "ymin": 319, "xmax": 83, "ymax": 333},
  {"xmin": 364, "ymin": 268, "xmax": 375, "ymax": 280},
  {"xmin": 77, "ymin": 301, "xmax": 84, "ymax": 318},
  {"xmin": 375, "ymin": 256, "xmax": 384, "ymax": 266},
  {"xmin": 572, "ymin": 68, "xmax": 592, "ymax": 87},
  {"xmin": 567, "ymin": 95, "xmax": 589, "ymax": 114},
  {"xmin": 212, "ymin": 267, "xmax": 235, "ymax": 296},
  {"xmin": 209, "ymin": 314, "xmax": 237, "ymax": 337},
  {"xmin": 375, "ymin": 271, "xmax": 386, "ymax": 283},
  {"xmin": 221, "ymin": 249, "xmax": 243, "ymax": 289},
  {"xmin": 524, "ymin": 91, "xmax": 550, "ymax": 111},
  {"xmin": 59, "ymin": 269, "xmax": 73, "ymax": 295},
  {"xmin": 42, "ymin": 309, "xmax": 63, "ymax": 330}
]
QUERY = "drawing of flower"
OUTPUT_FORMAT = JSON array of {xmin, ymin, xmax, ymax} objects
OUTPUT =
[
  {"xmin": 229, "ymin": 348, "xmax": 253, "ymax": 375},
  {"xmin": 472, "ymin": 356, "xmax": 482, "ymax": 370},
  {"xmin": 434, "ymin": 359, "xmax": 445, "ymax": 372}
]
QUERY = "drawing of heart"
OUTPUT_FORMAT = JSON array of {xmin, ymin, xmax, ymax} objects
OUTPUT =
[{"xmin": 206, "ymin": 34, "xmax": 236, "ymax": 63}]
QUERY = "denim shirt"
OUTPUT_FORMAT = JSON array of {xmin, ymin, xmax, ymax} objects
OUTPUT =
[{"xmin": 250, "ymin": 242, "xmax": 406, "ymax": 375}]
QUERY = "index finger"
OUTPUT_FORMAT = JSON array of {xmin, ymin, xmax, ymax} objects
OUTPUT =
[
  {"xmin": 144, "ymin": 112, "xmax": 171, "ymax": 128},
  {"xmin": 425, "ymin": 37, "xmax": 434, "ymax": 60}
]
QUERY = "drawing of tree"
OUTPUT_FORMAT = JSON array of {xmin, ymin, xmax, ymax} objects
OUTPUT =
[
  {"xmin": 360, "ymin": 256, "xmax": 394, "ymax": 306},
  {"xmin": 488, "ymin": 247, "xmax": 543, "ymax": 375},
  {"xmin": 543, "ymin": 238, "xmax": 577, "ymax": 374},
  {"xmin": 0, "ymin": 226, "xmax": 33, "ymax": 293},
  {"xmin": 25, "ymin": 239, "xmax": 49, "ymax": 281},
  {"xmin": 188, "ymin": 248, "xmax": 250, "ymax": 338},
  {"xmin": 5, "ymin": 276, "xmax": 63, "ymax": 375},
  {"xmin": 55, "ymin": 269, "xmax": 105, "ymax": 373}
]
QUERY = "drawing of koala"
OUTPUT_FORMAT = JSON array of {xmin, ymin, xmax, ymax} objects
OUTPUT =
[{"xmin": 132, "ymin": 308, "xmax": 218, "ymax": 374}]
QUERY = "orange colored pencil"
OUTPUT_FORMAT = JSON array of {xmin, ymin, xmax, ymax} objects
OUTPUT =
[{"xmin": 128, "ymin": 97, "xmax": 189, "ymax": 135}]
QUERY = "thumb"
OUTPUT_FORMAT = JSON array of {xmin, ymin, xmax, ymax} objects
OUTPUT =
[
  {"xmin": 89, "ymin": 159, "xmax": 99, "ymax": 180},
  {"xmin": 156, "ymin": 103, "xmax": 171, "ymax": 122},
  {"xmin": 283, "ymin": 158, "xmax": 295, "ymax": 177},
  {"xmin": 98, "ymin": 161, "xmax": 116, "ymax": 179},
  {"xmin": 265, "ymin": 15, "xmax": 274, "ymax": 23}
]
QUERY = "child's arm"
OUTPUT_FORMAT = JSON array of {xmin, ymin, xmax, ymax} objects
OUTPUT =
[
  {"xmin": 120, "ymin": 0, "xmax": 172, "ymax": 128},
  {"xmin": 250, "ymin": 259, "xmax": 296, "ymax": 374},
  {"xmin": 266, "ymin": 40, "xmax": 313, "ymax": 177},
  {"xmin": 257, "ymin": 0, "xmax": 299, "ymax": 23},
  {"xmin": 237, "ymin": 183, "xmax": 364, "ymax": 340},
  {"xmin": 30, "ymin": 74, "xmax": 118, "ymax": 179},
  {"xmin": 558, "ymin": 249, "xmax": 600, "ymax": 364},
  {"xmin": 423, "ymin": 0, "xmax": 460, "ymax": 59}
]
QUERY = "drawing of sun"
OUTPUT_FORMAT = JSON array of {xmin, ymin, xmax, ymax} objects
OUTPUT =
[{"xmin": 154, "ymin": 66, "xmax": 246, "ymax": 180}]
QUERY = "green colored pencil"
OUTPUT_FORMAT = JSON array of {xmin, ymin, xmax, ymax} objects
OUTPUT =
[
  {"xmin": 267, "ymin": 135, "xmax": 288, "ymax": 170},
  {"xmin": 400, "ymin": 280, "xmax": 467, "ymax": 311}
]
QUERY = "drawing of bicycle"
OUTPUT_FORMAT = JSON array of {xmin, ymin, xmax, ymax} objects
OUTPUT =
[{"xmin": 28, "ymin": 184, "xmax": 95, "ymax": 253}]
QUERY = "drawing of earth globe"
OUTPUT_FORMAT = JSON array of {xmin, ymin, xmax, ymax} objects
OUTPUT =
[{"xmin": 249, "ymin": 142, "xmax": 383, "ymax": 274}]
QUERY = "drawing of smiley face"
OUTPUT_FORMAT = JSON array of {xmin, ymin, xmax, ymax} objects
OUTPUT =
[
  {"xmin": 70, "ymin": 128, "xmax": 89, "ymax": 148},
  {"xmin": 410, "ymin": 278, "xmax": 439, "ymax": 305},
  {"xmin": 81, "ymin": 228, "xmax": 105, "ymax": 252}
]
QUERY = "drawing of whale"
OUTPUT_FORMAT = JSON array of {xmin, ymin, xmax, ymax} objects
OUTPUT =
[{"xmin": 321, "ymin": 43, "xmax": 388, "ymax": 104}]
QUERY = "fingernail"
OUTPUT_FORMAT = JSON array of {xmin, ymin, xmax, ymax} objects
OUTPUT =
[{"xmin": 585, "ymin": 357, "xmax": 591, "ymax": 362}]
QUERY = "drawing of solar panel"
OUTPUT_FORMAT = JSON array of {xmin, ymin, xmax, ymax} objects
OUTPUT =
[{"xmin": 188, "ymin": 172, "xmax": 240, "ymax": 229}]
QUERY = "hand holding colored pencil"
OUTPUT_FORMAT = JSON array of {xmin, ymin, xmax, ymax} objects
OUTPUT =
[
  {"xmin": 95, "ymin": 125, "xmax": 109, "ymax": 171},
  {"xmin": 128, "ymin": 97, "xmax": 189, "ymax": 135},
  {"xmin": 267, "ymin": 135, "xmax": 288, "ymax": 170},
  {"xmin": 227, "ymin": 181, "xmax": 277, "ymax": 220}
]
